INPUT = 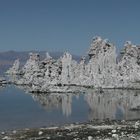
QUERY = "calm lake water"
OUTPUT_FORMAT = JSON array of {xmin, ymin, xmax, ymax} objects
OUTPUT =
[{"xmin": 0, "ymin": 85, "xmax": 140, "ymax": 130}]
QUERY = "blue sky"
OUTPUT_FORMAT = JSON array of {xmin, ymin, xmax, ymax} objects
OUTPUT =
[{"xmin": 0, "ymin": 0, "xmax": 140, "ymax": 55}]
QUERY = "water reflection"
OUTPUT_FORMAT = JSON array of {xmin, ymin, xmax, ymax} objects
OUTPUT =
[
  {"xmin": 16, "ymin": 85, "xmax": 140, "ymax": 121},
  {"xmin": 32, "ymin": 93, "xmax": 73, "ymax": 117},
  {"xmin": 84, "ymin": 90, "xmax": 140, "ymax": 120},
  {"xmin": 0, "ymin": 85, "xmax": 6, "ymax": 92}
]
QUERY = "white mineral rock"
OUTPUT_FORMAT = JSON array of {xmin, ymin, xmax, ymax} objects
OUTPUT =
[
  {"xmin": 61, "ymin": 52, "xmax": 75, "ymax": 85},
  {"xmin": 134, "ymin": 121, "xmax": 140, "ymax": 129},
  {"xmin": 112, "ymin": 134, "xmax": 119, "ymax": 140},
  {"xmin": 88, "ymin": 136, "xmax": 93, "ymax": 140},
  {"xmin": 6, "ymin": 59, "xmax": 20, "ymax": 74},
  {"xmin": 86, "ymin": 36, "xmax": 117, "ymax": 88},
  {"xmin": 116, "ymin": 41, "xmax": 140, "ymax": 88},
  {"xmin": 38, "ymin": 131, "xmax": 43, "ymax": 135},
  {"xmin": 7, "ymin": 36, "xmax": 140, "ymax": 91},
  {"xmin": 2, "ymin": 136, "xmax": 10, "ymax": 140},
  {"xmin": 112, "ymin": 129, "xmax": 117, "ymax": 133}
]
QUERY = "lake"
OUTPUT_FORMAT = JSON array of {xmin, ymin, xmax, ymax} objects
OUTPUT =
[{"xmin": 0, "ymin": 85, "xmax": 140, "ymax": 130}]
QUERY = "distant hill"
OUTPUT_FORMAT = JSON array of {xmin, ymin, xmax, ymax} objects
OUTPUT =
[{"xmin": 0, "ymin": 51, "xmax": 80, "ymax": 75}]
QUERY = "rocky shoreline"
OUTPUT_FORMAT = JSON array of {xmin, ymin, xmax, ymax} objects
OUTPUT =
[{"xmin": 0, "ymin": 120, "xmax": 140, "ymax": 140}]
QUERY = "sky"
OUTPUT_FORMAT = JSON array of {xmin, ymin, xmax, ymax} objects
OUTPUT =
[{"xmin": 0, "ymin": 0, "xmax": 140, "ymax": 55}]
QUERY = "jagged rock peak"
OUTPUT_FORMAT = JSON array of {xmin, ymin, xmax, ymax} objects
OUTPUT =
[
  {"xmin": 124, "ymin": 41, "xmax": 132, "ymax": 47},
  {"xmin": 29, "ymin": 52, "xmax": 40, "ymax": 61},
  {"xmin": 45, "ymin": 52, "xmax": 52, "ymax": 60},
  {"xmin": 91, "ymin": 36, "xmax": 112, "ymax": 45},
  {"xmin": 6, "ymin": 59, "xmax": 20, "ymax": 74},
  {"xmin": 88, "ymin": 36, "xmax": 115, "ymax": 59},
  {"xmin": 121, "ymin": 41, "xmax": 138, "ymax": 58},
  {"xmin": 80, "ymin": 56, "xmax": 86, "ymax": 61},
  {"xmin": 12, "ymin": 59, "xmax": 20, "ymax": 69},
  {"xmin": 92, "ymin": 36, "xmax": 102, "ymax": 42},
  {"xmin": 63, "ymin": 52, "xmax": 72, "ymax": 59}
]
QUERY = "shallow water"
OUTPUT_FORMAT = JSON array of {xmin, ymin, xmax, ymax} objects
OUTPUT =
[{"xmin": 0, "ymin": 85, "xmax": 140, "ymax": 130}]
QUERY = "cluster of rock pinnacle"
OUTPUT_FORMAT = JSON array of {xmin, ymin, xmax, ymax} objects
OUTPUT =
[{"xmin": 6, "ymin": 36, "xmax": 140, "ymax": 92}]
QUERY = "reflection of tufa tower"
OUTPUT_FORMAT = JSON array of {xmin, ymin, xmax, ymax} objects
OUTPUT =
[
  {"xmin": 84, "ymin": 89, "xmax": 140, "ymax": 121},
  {"xmin": 14, "ymin": 84, "xmax": 140, "ymax": 121},
  {"xmin": 31, "ymin": 93, "xmax": 73, "ymax": 117},
  {"xmin": 61, "ymin": 94, "xmax": 72, "ymax": 117}
]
